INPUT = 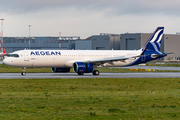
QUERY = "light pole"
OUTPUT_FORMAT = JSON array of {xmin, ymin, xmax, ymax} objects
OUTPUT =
[
  {"xmin": 28, "ymin": 25, "xmax": 31, "ymax": 50},
  {"xmin": 59, "ymin": 32, "xmax": 61, "ymax": 50},
  {"xmin": 0, "ymin": 19, "xmax": 4, "ymax": 59}
]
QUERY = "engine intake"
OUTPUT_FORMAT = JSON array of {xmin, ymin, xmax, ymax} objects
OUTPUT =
[
  {"xmin": 73, "ymin": 62, "xmax": 93, "ymax": 74},
  {"xmin": 51, "ymin": 67, "xmax": 70, "ymax": 73}
]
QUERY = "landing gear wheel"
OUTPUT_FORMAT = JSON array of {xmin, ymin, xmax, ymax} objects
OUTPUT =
[
  {"xmin": 78, "ymin": 72, "xmax": 84, "ymax": 75},
  {"xmin": 21, "ymin": 72, "xmax": 26, "ymax": 76},
  {"xmin": 92, "ymin": 70, "xmax": 100, "ymax": 75},
  {"xmin": 21, "ymin": 67, "xmax": 26, "ymax": 76}
]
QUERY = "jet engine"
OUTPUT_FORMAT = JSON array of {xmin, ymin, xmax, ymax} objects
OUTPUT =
[
  {"xmin": 73, "ymin": 62, "xmax": 93, "ymax": 75},
  {"xmin": 51, "ymin": 67, "xmax": 70, "ymax": 73}
]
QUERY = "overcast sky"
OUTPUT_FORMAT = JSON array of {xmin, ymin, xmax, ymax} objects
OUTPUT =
[{"xmin": 1, "ymin": 0, "xmax": 180, "ymax": 38}]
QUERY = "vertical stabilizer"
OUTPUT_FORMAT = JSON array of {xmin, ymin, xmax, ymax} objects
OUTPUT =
[
  {"xmin": 3, "ymin": 47, "xmax": 6, "ymax": 53},
  {"xmin": 141, "ymin": 27, "xmax": 164, "ymax": 55}
]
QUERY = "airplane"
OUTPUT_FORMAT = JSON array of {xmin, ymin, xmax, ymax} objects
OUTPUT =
[
  {"xmin": 3, "ymin": 27, "xmax": 168, "ymax": 76},
  {"xmin": 0, "ymin": 47, "xmax": 7, "ymax": 56}
]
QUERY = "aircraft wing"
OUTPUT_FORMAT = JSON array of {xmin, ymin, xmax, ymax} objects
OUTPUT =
[{"xmin": 87, "ymin": 55, "xmax": 140, "ymax": 66}]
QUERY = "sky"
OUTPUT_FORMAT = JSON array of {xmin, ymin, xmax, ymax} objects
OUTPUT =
[{"xmin": 1, "ymin": 0, "xmax": 180, "ymax": 39}]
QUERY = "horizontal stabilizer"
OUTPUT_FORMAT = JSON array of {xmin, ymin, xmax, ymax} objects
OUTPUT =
[{"xmin": 151, "ymin": 52, "xmax": 174, "ymax": 58}]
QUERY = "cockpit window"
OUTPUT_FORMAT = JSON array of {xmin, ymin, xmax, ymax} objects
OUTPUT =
[{"xmin": 4, "ymin": 54, "xmax": 19, "ymax": 58}]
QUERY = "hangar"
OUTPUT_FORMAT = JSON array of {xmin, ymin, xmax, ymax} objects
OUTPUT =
[
  {"xmin": 2, "ymin": 36, "xmax": 79, "ymax": 52},
  {"xmin": 75, "ymin": 33, "xmax": 120, "ymax": 50}
]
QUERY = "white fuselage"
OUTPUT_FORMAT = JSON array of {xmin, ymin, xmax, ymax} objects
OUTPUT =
[{"xmin": 3, "ymin": 49, "xmax": 142, "ymax": 68}]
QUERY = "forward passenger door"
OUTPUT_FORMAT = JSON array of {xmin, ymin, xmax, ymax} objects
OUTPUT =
[{"xmin": 24, "ymin": 51, "xmax": 29, "ymax": 61}]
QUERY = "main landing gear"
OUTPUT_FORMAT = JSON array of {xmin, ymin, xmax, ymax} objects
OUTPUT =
[
  {"xmin": 21, "ymin": 67, "xmax": 26, "ymax": 76},
  {"xmin": 92, "ymin": 70, "xmax": 100, "ymax": 75},
  {"xmin": 78, "ymin": 72, "xmax": 84, "ymax": 75},
  {"xmin": 77, "ymin": 70, "xmax": 100, "ymax": 75}
]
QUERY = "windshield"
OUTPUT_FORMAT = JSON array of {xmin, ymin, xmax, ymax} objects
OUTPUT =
[{"xmin": 4, "ymin": 54, "xmax": 19, "ymax": 58}]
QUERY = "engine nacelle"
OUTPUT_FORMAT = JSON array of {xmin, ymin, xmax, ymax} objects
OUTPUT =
[
  {"xmin": 51, "ymin": 67, "xmax": 70, "ymax": 73},
  {"xmin": 73, "ymin": 62, "xmax": 93, "ymax": 74}
]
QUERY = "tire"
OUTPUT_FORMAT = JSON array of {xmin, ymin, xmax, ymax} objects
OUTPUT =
[
  {"xmin": 21, "ymin": 72, "xmax": 26, "ymax": 76},
  {"xmin": 78, "ymin": 72, "xmax": 84, "ymax": 75},
  {"xmin": 92, "ymin": 70, "xmax": 100, "ymax": 75}
]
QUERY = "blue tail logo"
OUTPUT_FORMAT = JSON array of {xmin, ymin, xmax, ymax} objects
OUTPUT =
[
  {"xmin": 125, "ymin": 27, "xmax": 166, "ymax": 66},
  {"xmin": 142, "ymin": 27, "xmax": 164, "ymax": 54}
]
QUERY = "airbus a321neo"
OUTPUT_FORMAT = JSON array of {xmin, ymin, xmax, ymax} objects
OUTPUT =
[{"xmin": 3, "ymin": 27, "xmax": 168, "ymax": 76}]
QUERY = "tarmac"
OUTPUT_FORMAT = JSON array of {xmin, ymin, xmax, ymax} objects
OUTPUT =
[
  {"xmin": 0, "ymin": 72, "xmax": 180, "ymax": 79},
  {"xmin": 1, "ymin": 61, "xmax": 180, "ymax": 79}
]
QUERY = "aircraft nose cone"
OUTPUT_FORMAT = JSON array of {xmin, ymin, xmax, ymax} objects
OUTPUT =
[
  {"xmin": 3, "ymin": 58, "xmax": 11, "ymax": 65},
  {"xmin": 3, "ymin": 58, "xmax": 7, "ymax": 65}
]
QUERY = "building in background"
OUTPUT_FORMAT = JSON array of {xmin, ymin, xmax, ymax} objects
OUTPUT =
[
  {"xmin": 3, "ymin": 36, "xmax": 79, "ymax": 53},
  {"xmin": 120, "ymin": 33, "xmax": 141, "ymax": 50},
  {"xmin": 91, "ymin": 33, "xmax": 120, "ymax": 50},
  {"xmin": 163, "ymin": 34, "xmax": 180, "ymax": 61},
  {"xmin": 75, "ymin": 33, "xmax": 121, "ymax": 50},
  {"xmin": 75, "ymin": 40, "xmax": 92, "ymax": 50}
]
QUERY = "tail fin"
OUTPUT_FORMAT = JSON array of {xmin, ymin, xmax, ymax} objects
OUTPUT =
[
  {"xmin": 3, "ymin": 47, "xmax": 6, "ymax": 53},
  {"xmin": 141, "ymin": 27, "xmax": 164, "ymax": 54}
]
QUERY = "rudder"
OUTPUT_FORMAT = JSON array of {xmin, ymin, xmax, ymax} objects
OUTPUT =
[
  {"xmin": 141, "ymin": 27, "xmax": 164, "ymax": 55},
  {"xmin": 3, "ymin": 47, "xmax": 6, "ymax": 53}
]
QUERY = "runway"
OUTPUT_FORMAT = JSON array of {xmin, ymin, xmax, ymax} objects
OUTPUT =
[
  {"xmin": 0, "ymin": 72, "xmax": 180, "ymax": 79},
  {"xmin": 1, "ymin": 62, "xmax": 180, "ymax": 79}
]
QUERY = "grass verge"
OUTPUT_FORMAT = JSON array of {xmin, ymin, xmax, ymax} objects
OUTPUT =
[
  {"xmin": 147, "ymin": 62, "xmax": 180, "ymax": 67},
  {"xmin": 0, "ymin": 78, "xmax": 179, "ymax": 119}
]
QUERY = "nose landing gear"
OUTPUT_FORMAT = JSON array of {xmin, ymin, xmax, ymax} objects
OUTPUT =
[{"xmin": 21, "ymin": 67, "xmax": 26, "ymax": 76}]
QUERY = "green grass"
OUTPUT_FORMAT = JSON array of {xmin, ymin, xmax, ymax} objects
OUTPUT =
[
  {"xmin": 147, "ymin": 63, "xmax": 180, "ymax": 67},
  {"xmin": 0, "ymin": 64, "xmax": 52, "ymax": 73},
  {"xmin": 150, "ymin": 64, "xmax": 180, "ymax": 67},
  {"xmin": 147, "ymin": 61, "xmax": 180, "ymax": 67},
  {"xmin": 0, "ymin": 78, "xmax": 180, "ymax": 119}
]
